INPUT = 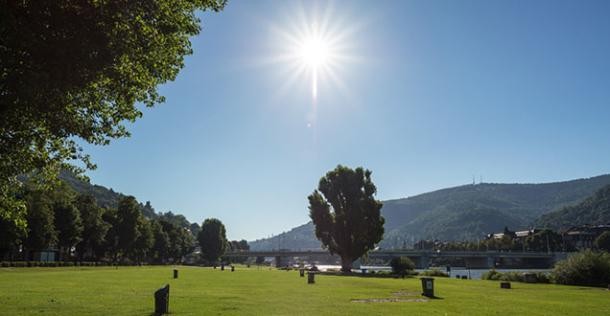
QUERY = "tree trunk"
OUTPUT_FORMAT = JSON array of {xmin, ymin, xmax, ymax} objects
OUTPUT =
[{"xmin": 340, "ymin": 256, "xmax": 353, "ymax": 272}]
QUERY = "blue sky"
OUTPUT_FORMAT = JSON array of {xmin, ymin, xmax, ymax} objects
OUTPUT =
[{"xmin": 83, "ymin": 0, "xmax": 610, "ymax": 240}]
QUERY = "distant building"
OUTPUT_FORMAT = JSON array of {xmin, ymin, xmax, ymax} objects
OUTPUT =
[
  {"xmin": 563, "ymin": 224, "xmax": 610, "ymax": 250},
  {"xmin": 487, "ymin": 228, "xmax": 539, "ymax": 240}
]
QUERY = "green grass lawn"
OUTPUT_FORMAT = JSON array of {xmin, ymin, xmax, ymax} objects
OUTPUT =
[{"xmin": 1, "ymin": 266, "xmax": 609, "ymax": 315}]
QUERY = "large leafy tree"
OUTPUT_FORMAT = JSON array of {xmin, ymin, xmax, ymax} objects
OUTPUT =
[
  {"xmin": 197, "ymin": 218, "xmax": 227, "ymax": 264},
  {"xmin": 0, "ymin": 183, "xmax": 27, "ymax": 260},
  {"xmin": 131, "ymin": 219, "xmax": 154, "ymax": 264},
  {"xmin": 23, "ymin": 190, "xmax": 57, "ymax": 259},
  {"xmin": 190, "ymin": 222, "xmax": 202, "ymax": 239},
  {"xmin": 74, "ymin": 195, "xmax": 110, "ymax": 261},
  {"xmin": 308, "ymin": 165, "xmax": 385, "ymax": 272},
  {"xmin": 157, "ymin": 219, "xmax": 194, "ymax": 263},
  {"xmin": 115, "ymin": 196, "xmax": 145, "ymax": 261},
  {"xmin": 151, "ymin": 219, "xmax": 171, "ymax": 263},
  {"xmin": 0, "ymin": 0, "xmax": 226, "ymax": 219},
  {"xmin": 230, "ymin": 239, "xmax": 249, "ymax": 251},
  {"xmin": 53, "ymin": 200, "xmax": 83, "ymax": 260},
  {"xmin": 102, "ymin": 196, "xmax": 145, "ymax": 263}
]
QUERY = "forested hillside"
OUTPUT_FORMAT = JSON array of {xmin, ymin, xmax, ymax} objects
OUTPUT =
[
  {"xmin": 249, "ymin": 175, "xmax": 610, "ymax": 250},
  {"xmin": 59, "ymin": 171, "xmax": 157, "ymax": 219},
  {"xmin": 536, "ymin": 184, "xmax": 610, "ymax": 229}
]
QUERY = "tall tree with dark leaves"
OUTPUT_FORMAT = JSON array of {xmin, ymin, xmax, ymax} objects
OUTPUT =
[
  {"xmin": 23, "ymin": 190, "xmax": 57, "ymax": 260},
  {"xmin": 112, "ymin": 196, "xmax": 145, "ymax": 263},
  {"xmin": 308, "ymin": 165, "xmax": 385, "ymax": 272},
  {"xmin": 190, "ymin": 222, "xmax": 202, "ymax": 239},
  {"xmin": 0, "ymin": 183, "xmax": 27, "ymax": 260},
  {"xmin": 132, "ymin": 219, "xmax": 154, "ymax": 264},
  {"xmin": 151, "ymin": 219, "xmax": 171, "ymax": 263},
  {"xmin": 0, "ymin": 0, "xmax": 226, "ymax": 221},
  {"xmin": 74, "ymin": 195, "xmax": 110, "ymax": 261},
  {"xmin": 0, "ymin": 181, "xmax": 27, "ymax": 251},
  {"xmin": 198, "ymin": 218, "xmax": 227, "ymax": 264},
  {"xmin": 53, "ymin": 200, "xmax": 83, "ymax": 261}
]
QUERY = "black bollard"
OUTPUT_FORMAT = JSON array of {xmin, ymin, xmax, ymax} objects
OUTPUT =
[
  {"xmin": 221, "ymin": 264, "xmax": 225, "ymax": 271},
  {"xmin": 231, "ymin": 265, "xmax": 235, "ymax": 272},
  {"xmin": 299, "ymin": 269, "xmax": 305, "ymax": 277},
  {"xmin": 154, "ymin": 284, "xmax": 170, "ymax": 315},
  {"xmin": 307, "ymin": 272, "xmax": 315, "ymax": 284},
  {"xmin": 173, "ymin": 269, "xmax": 178, "ymax": 279}
]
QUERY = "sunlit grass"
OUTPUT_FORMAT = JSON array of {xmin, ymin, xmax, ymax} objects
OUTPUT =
[{"xmin": 0, "ymin": 266, "xmax": 609, "ymax": 315}]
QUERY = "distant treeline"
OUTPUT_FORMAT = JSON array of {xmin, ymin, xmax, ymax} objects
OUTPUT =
[
  {"xmin": 0, "ymin": 181, "xmax": 195, "ymax": 263},
  {"xmin": 0, "ymin": 180, "xmax": 247, "ymax": 264},
  {"xmin": 413, "ymin": 228, "xmax": 575, "ymax": 253}
]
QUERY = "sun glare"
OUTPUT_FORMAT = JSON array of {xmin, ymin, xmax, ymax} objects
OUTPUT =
[
  {"xmin": 267, "ymin": 4, "xmax": 358, "ymax": 103},
  {"xmin": 299, "ymin": 36, "xmax": 330, "ymax": 68}
]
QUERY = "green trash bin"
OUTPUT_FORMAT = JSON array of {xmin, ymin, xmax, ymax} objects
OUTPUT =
[{"xmin": 421, "ymin": 277, "xmax": 434, "ymax": 297}]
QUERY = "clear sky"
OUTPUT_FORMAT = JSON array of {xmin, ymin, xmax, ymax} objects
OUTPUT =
[{"xmin": 82, "ymin": 0, "xmax": 610, "ymax": 241}]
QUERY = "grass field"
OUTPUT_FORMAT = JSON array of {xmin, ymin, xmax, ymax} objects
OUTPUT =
[{"xmin": 1, "ymin": 266, "xmax": 609, "ymax": 315}]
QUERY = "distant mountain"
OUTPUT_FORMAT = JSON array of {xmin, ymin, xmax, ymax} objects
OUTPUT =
[
  {"xmin": 536, "ymin": 184, "xmax": 610, "ymax": 229},
  {"xmin": 249, "ymin": 175, "xmax": 610, "ymax": 250},
  {"xmin": 249, "ymin": 222, "xmax": 320, "ymax": 251},
  {"xmin": 59, "ymin": 170, "xmax": 157, "ymax": 218}
]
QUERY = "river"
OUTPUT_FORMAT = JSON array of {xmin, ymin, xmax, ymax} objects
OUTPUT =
[{"xmin": 315, "ymin": 265, "xmax": 551, "ymax": 279}]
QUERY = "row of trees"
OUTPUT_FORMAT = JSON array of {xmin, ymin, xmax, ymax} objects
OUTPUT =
[
  {"xmin": 411, "ymin": 227, "xmax": 610, "ymax": 253},
  {"xmin": 413, "ymin": 229, "xmax": 572, "ymax": 252},
  {"xmin": 0, "ymin": 183, "xmax": 195, "ymax": 264}
]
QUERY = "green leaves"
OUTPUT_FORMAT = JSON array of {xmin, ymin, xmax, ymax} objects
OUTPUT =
[
  {"xmin": 0, "ymin": 0, "xmax": 226, "ymax": 196},
  {"xmin": 198, "ymin": 218, "xmax": 227, "ymax": 263},
  {"xmin": 308, "ymin": 165, "xmax": 384, "ymax": 272}
]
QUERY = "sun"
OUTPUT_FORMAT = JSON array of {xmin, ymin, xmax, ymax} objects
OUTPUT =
[
  {"xmin": 293, "ymin": 29, "xmax": 334, "ymax": 99},
  {"xmin": 298, "ymin": 35, "xmax": 330, "ymax": 69},
  {"xmin": 287, "ymin": 23, "xmax": 339, "ymax": 99},
  {"xmin": 268, "ymin": 4, "xmax": 358, "ymax": 102}
]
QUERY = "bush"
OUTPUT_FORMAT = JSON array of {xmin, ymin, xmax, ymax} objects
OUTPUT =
[
  {"xmin": 481, "ymin": 269, "xmax": 502, "ymax": 280},
  {"xmin": 500, "ymin": 271, "xmax": 524, "ymax": 282},
  {"xmin": 551, "ymin": 250, "xmax": 610, "ymax": 287},
  {"xmin": 390, "ymin": 256, "xmax": 415, "ymax": 275},
  {"xmin": 481, "ymin": 269, "xmax": 522, "ymax": 281},
  {"xmin": 534, "ymin": 272, "xmax": 550, "ymax": 284},
  {"xmin": 420, "ymin": 269, "xmax": 449, "ymax": 277},
  {"xmin": 481, "ymin": 270, "xmax": 550, "ymax": 283},
  {"xmin": 594, "ymin": 231, "xmax": 610, "ymax": 252}
]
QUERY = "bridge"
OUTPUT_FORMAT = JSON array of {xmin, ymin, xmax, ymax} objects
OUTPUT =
[{"xmin": 225, "ymin": 250, "xmax": 568, "ymax": 269}]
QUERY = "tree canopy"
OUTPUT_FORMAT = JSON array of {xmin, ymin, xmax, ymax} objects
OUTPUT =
[
  {"xmin": 594, "ymin": 231, "xmax": 610, "ymax": 252},
  {"xmin": 74, "ymin": 194, "xmax": 110, "ymax": 261},
  {"xmin": 198, "ymin": 218, "xmax": 227, "ymax": 264},
  {"xmin": 308, "ymin": 165, "xmax": 384, "ymax": 272},
  {"xmin": 0, "ymin": 0, "xmax": 225, "ymax": 221}
]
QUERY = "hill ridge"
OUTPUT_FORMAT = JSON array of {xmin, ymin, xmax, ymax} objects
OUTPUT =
[{"xmin": 249, "ymin": 174, "xmax": 610, "ymax": 250}]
